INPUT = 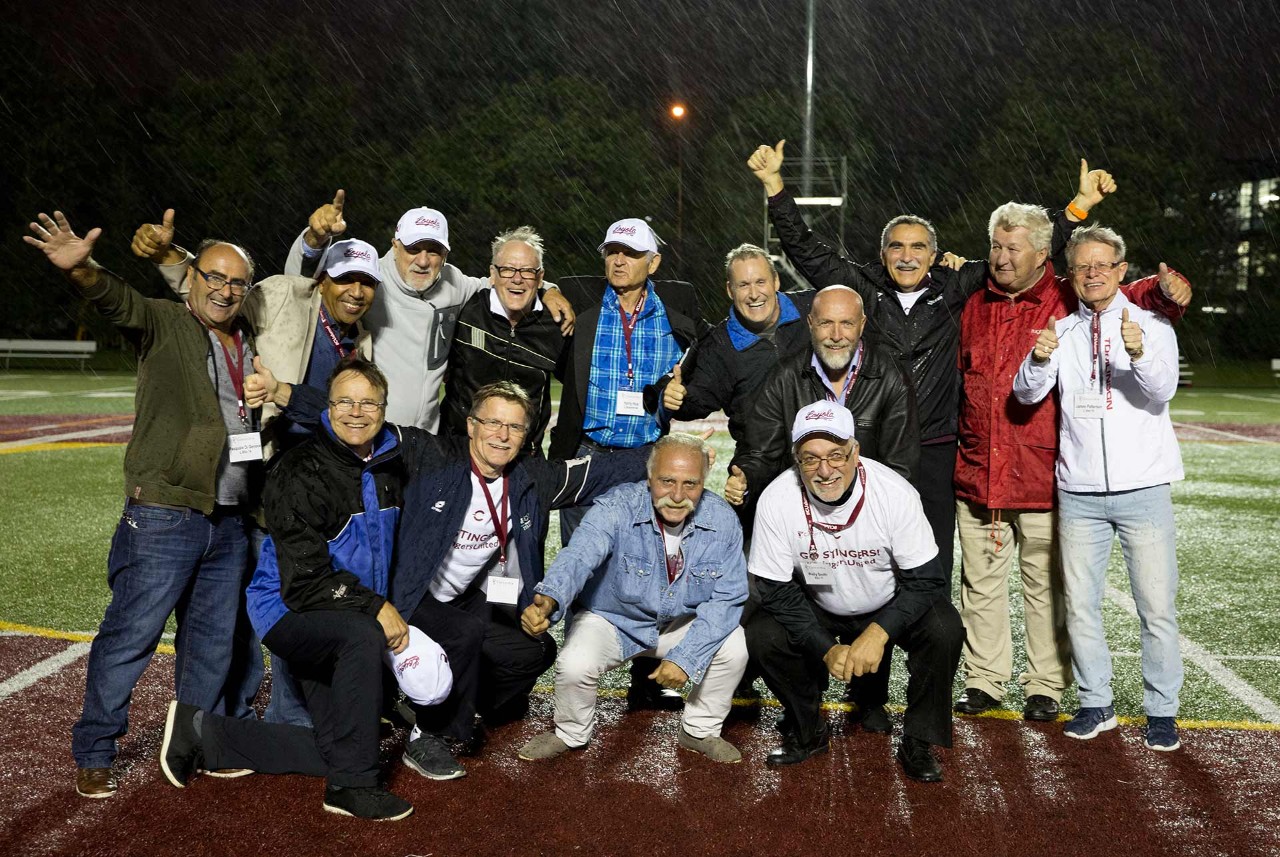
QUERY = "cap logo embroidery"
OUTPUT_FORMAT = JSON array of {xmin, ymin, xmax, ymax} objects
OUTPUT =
[
  {"xmin": 343, "ymin": 248, "xmax": 374, "ymax": 260},
  {"xmin": 415, "ymin": 216, "xmax": 441, "ymax": 228},
  {"xmin": 806, "ymin": 409, "xmax": 835, "ymax": 421},
  {"xmin": 395, "ymin": 656, "xmax": 419, "ymax": 677},
  {"xmin": 612, "ymin": 225, "xmax": 637, "ymax": 236}
]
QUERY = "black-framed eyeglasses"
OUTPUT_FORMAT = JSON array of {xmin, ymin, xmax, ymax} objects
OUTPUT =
[
  {"xmin": 796, "ymin": 450, "xmax": 852, "ymax": 472},
  {"xmin": 329, "ymin": 398, "xmax": 386, "ymax": 413},
  {"xmin": 469, "ymin": 416, "xmax": 529, "ymax": 436},
  {"xmin": 493, "ymin": 265, "xmax": 543, "ymax": 280},
  {"xmin": 1067, "ymin": 261, "xmax": 1123, "ymax": 275},
  {"xmin": 194, "ymin": 266, "xmax": 253, "ymax": 294}
]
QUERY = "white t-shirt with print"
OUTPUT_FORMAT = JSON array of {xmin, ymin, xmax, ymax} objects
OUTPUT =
[{"xmin": 429, "ymin": 472, "xmax": 518, "ymax": 602}]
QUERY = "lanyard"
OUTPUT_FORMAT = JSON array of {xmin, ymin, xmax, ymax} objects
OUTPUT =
[
  {"xmin": 618, "ymin": 289, "xmax": 647, "ymax": 383},
  {"xmin": 318, "ymin": 306, "xmax": 350, "ymax": 359},
  {"xmin": 470, "ymin": 459, "xmax": 509, "ymax": 567},
  {"xmin": 799, "ymin": 464, "xmax": 867, "ymax": 558},
  {"xmin": 825, "ymin": 341, "xmax": 864, "ymax": 402},
  {"xmin": 188, "ymin": 303, "xmax": 248, "ymax": 425},
  {"xmin": 1089, "ymin": 312, "xmax": 1102, "ymax": 385}
]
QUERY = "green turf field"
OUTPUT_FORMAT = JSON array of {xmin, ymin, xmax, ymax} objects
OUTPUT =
[{"xmin": 2, "ymin": 370, "xmax": 1278, "ymax": 726}]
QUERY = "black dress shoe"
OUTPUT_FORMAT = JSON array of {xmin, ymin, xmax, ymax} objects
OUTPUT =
[
  {"xmin": 626, "ymin": 682, "xmax": 685, "ymax": 711},
  {"xmin": 953, "ymin": 688, "xmax": 1000, "ymax": 715},
  {"xmin": 765, "ymin": 725, "xmax": 830, "ymax": 767},
  {"xmin": 896, "ymin": 736, "xmax": 942, "ymax": 782},
  {"xmin": 1023, "ymin": 694, "xmax": 1061, "ymax": 722},
  {"xmin": 851, "ymin": 703, "xmax": 892, "ymax": 734}
]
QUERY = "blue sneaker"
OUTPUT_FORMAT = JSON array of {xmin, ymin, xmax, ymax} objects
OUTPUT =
[
  {"xmin": 1144, "ymin": 716, "xmax": 1181, "ymax": 751},
  {"xmin": 1063, "ymin": 706, "xmax": 1117, "ymax": 740}
]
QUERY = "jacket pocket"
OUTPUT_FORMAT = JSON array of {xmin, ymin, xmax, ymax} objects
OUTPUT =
[
  {"xmin": 682, "ymin": 562, "xmax": 722, "ymax": 608},
  {"xmin": 615, "ymin": 553, "xmax": 652, "ymax": 604}
]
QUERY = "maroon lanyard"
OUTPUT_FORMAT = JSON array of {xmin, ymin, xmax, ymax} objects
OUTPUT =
[
  {"xmin": 800, "ymin": 464, "xmax": 867, "ymax": 558},
  {"xmin": 189, "ymin": 303, "xmax": 248, "ymax": 424},
  {"xmin": 825, "ymin": 342, "xmax": 864, "ymax": 402},
  {"xmin": 1090, "ymin": 312, "xmax": 1103, "ymax": 386},
  {"xmin": 470, "ymin": 460, "xmax": 509, "ymax": 567},
  {"xmin": 318, "ymin": 307, "xmax": 350, "ymax": 359},
  {"xmin": 618, "ymin": 289, "xmax": 647, "ymax": 384}
]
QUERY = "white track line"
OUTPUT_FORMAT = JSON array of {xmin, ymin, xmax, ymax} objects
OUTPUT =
[
  {"xmin": 1112, "ymin": 651, "xmax": 1280, "ymax": 663},
  {"xmin": 0, "ymin": 642, "xmax": 91, "ymax": 702},
  {"xmin": 0, "ymin": 424, "xmax": 133, "ymax": 452},
  {"xmin": 1105, "ymin": 584, "xmax": 1280, "ymax": 722},
  {"xmin": 1172, "ymin": 422, "xmax": 1275, "ymax": 444},
  {"xmin": 1221, "ymin": 392, "xmax": 1280, "ymax": 405},
  {"xmin": 0, "ymin": 385, "xmax": 134, "ymax": 402}
]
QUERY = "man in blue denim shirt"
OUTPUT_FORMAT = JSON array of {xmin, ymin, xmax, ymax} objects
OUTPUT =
[{"xmin": 517, "ymin": 435, "xmax": 749, "ymax": 763}]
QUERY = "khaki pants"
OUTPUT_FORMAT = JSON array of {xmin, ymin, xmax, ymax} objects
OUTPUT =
[{"xmin": 955, "ymin": 501, "xmax": 1071, "ymax": 701}]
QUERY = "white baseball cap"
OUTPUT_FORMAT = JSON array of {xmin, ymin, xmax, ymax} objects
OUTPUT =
[
  {"xmin": 791, "ymin": 402, "xmax": 857, "ymax": 444},
  {"xmin": 382, "ymin": 625, "xmax": 453, "ymax": 707},
  {"xmin": 321, "ymin": 239, "xmax": 383, "ymax": 283},
  {"xmin": 396, "ymin": 207, "xmax": 451, "ymax": 251},
  {"xmin": 597, "ymin": 217, "xmax": 659, "ymax": 254}
]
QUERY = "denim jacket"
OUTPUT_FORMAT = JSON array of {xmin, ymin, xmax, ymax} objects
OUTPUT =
[{"xmin": 535, "ymin": 482, "xmax": 747, "ymax": 683}]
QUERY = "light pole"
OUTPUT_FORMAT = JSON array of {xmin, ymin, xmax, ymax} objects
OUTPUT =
[{"xmin": 670, "ymin": 103, "xmax": 687, "ymax": 275}]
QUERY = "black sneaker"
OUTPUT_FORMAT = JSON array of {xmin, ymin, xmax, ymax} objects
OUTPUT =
[
  {"xmin": 953, "ymin": 688, "xmax": 1000, "ymax": 715},
  {"xmin": 402, "ymin": 732, "xmax": 466, "ymax": 780},
  {"xmin": 323, "ymin": 786, "xmax": 413, "ymax": 821},
  {"xmin": 160, "ymin": 700, "xmax": 203, "ymax": 788}
]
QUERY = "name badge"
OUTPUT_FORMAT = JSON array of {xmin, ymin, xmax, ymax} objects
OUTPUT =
[
  {"xmin": 228, "ymin": 431, "xmax": 264, "ymax": 463},
  {"xmin": 616, "ymin": 389, "xmax": 646, "ymax": 416},
  {"xmin": 486, "ymin": 575, "xmax": 520, "ymax": 605},
  {"xmin": 800, "ymin": 559, "xmax": 835, "ymax": 586},
  {"xmin": 1074, "ymin": 392, "xmax": 1106, "ymax": 419}
]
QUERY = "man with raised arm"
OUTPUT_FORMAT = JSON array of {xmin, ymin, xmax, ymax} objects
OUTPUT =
[{"xmin": 26, "ymin": 212, "xmax": 261, "ymax": 799}]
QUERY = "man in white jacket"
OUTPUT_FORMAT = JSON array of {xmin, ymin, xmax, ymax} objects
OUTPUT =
[{"xmin": 1012, "ymin": 225, "xmax": 1185, "ymax": 753}]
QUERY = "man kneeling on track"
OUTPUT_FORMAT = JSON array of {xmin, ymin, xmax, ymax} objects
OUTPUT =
[{"xmin": 160, "ymin": 358, "xmax": 448, "ymax": 821}]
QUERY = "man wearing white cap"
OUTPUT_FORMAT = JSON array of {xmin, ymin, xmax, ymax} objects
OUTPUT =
[
  {"xmin": 745, "ymin": 402, "xmax": 963, "ymax": 781},
  {"xmin": 548, "ymin": 217, "xmax": 707, "ymax": 709},
  {"xmin": 283, "ymin": 192, "xmax": 573, "ymax": 430}
]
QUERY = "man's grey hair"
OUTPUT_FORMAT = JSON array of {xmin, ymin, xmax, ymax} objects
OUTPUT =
[
  {"xmin": 879, "ymin": 215, "xmax": 938, "ymax": 253},
  {"xmin": 491, "ymin": 226, "xmax": 545, "ymax": 268},
  {"xmin": 194, "ymin": 239, "xmax": 256, "ymax": 283},
  {"xmin": 1066, "ymin": 224, "xmax": 1127, "ymax": 265},
  {"xmin": 988, "ymin": 202, "xmax": 1053, "ymax": 252},
  {"xmin": 646, "ymin": 433, "xmax": 712, "ymax": 479},
  {"xmin": 724, "ymin": 243, "xmax": 777, "ymax": 281}
]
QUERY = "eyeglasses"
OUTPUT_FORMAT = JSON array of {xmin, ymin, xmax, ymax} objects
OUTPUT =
[
  {"xmin": 1067, "ymin": 261, "xmax": 1123, "ymax": 275},
  {"xmin": 493, "ymin": 265, "xmax": 543, "ymax": 280},
  {"xmin": 194, "ymin": 266, "xmax": 253, "ymax": 295},
  {"xmin": 469, "ymin": 416, "xmax": 529, "ymax": 436},
  {"xmin": 329, "ymin": 399, "xmax": 386, "ymax": 413},
  {"xmin": 797, "ymin": 450, "xmax": 852, "ymax": 471}
]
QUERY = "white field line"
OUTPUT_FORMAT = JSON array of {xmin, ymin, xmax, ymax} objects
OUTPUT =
[
  {"xmin": 1105, "ymin": 584, "xmax": 1280, "ymax": 722},
  {"xmin": 0, "ymin": 642, "xmax": 91, "ymax": 702},
  {"xmin": 1112, "ymin": 651, "xmax": 1280, "ymax": 663},
  {"xmin": 0, "ymin": 385, "xmax": 134, "ymax": 402},
  {"xmin": 1172, "ymin": 422, "xmax": 1275, "ymax": 444},
  {"xmin": 0, "ymin": 423, "xmax": 134, "ymax": 451},
  {"xmin": 1221, "ymin": 392, "xmax": 1280, "ymax": 405}
]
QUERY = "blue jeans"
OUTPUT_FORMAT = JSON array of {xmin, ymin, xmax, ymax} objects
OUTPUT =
[
  {"xmin": 1058, "ymin": 485, "xmax": 1182, "ymax": 717},
  {"xmin": 72, "ymin": 502, "xmax": 249, "ymax": 768}
]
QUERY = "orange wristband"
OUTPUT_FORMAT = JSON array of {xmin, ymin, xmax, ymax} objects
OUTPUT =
[{"xmin": 1067, "ymin": 201, "xmax": 1089, "ymax": 220}]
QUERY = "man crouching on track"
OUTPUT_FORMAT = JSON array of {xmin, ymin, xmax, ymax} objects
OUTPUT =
[{"xmin": 518, "ymin": 434, "xmax": 749, "ymax": 764}]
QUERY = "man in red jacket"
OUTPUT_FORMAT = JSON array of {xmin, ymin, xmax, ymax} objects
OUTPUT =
[{"xmin": 953, "ymin": 201, "xmax": 1190, "ymax": 722}]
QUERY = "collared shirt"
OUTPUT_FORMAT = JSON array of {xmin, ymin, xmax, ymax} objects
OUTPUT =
[
  {"xmin": 725, "ymin": 291, "xmax": 802, "ymax": 352},
  {"xmin": 534, "ymin": 481, "xmax": 747, "ymax": 683},
  {"xmin": 809, "ymin": 342, "xmax": 863, "ymax": 400},
  {"xmin": 582, "ymin": 281, "xmax": 682, "ymax": 448},
  {"xmin": 302, "ymin": 305, "xmax": 357, "ymax": 393}
]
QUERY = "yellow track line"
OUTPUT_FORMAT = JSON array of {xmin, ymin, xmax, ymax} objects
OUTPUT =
[
  {"xmin": 0, "ymin": 441, "xmax": 125, "ymax": 456},
  {"xmin": 0, "ymin": 619, "xmax": 175, "ymax": 655}
]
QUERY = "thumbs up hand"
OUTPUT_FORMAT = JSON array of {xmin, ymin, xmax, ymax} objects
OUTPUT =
[
  {"xmin": 747, "ymin": 139, "xmax": 786, "ymax": 196},
  {"xmin": 244, "ymin": 355, "xmax": 283, "ymax": 408},
  {"xmin": 130, "ymin": 209, "xmax": 179, "ymax": 263},
  {"xmin": 304, "ymin": 189, "xmax": 347, "ymax": 249},
  {"xmin": 1073, "ymin": 158, "xmax": 1117, "ymax": 213},
  {"xmin": 1032, "ymin": 316, "xmax": 1059, "ymax": 363},
  {"xmin": 724, "ymin": 464, "xmax": 748, "ymax": 506},
  {"xmin": 1157, "ymin": 262, "xmax": 1191, "ymax": 307},
  {"xmin": 1120, "ymin": 308, "xmax": 1144, "ymax": 360},
  {"xmin": 663, "ymin": 364, "xmax": 687, "ymax": 412}
]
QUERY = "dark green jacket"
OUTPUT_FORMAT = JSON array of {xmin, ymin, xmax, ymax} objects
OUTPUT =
[{"xmin": 84, "ymin": 269, "xmax": 260, "ymax": 513}]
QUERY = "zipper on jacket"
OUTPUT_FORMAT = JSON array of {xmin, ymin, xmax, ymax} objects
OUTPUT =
[{"xmin": 1095, "ymin": 320, "xmax": 1111, "ymax": 493}]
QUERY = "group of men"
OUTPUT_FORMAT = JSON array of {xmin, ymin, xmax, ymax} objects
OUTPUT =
[{"xmin": 24, "ymin": 138, "xmax": 1192, "ymax": 821}]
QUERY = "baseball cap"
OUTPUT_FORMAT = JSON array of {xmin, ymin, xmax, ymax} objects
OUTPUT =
[
  {"xmin": 396, "ymin": 207, "xmax": 451, "ymax": 251},
  {"xmin": 791, "ymin": 402, "xmax": 857, "ymax": 444},
  {"xmin": 321, "ymin": 239, "xmax": 383, "ymax": 283},
  {"xmin": 382, "ymin": 626, "xmax": 453, "ymax": 707},
  {"xmin": 597, "ymin": 217, "xmax": 659, "ymax": 254}
]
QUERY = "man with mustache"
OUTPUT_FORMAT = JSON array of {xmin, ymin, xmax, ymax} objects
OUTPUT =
[
  {"xmin": 26, "ymin": 211, "xmax": 262, "ymax": 799},
  {"xmin": 748, "ymin": 140, "xmax": 1113, "ymax": 580},
  {"xmin": 746, "ymin": 403, "xmax": 963, "ymax": 780},
  {"xmin": 517, "ymin": 434, "xmax": 748, "ymax": 764},
  {"xmin": 285, "ymin": 191, "xmax": 574, "ymax": 431}
]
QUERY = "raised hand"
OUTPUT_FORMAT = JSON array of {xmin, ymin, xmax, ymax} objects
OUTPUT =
[
  {"xmin": 304, "ymin": 189, "xmax": 347, "ymax": 249},
  {"xmin": 244, "ymin": 355, "xmax": 283, "ymax": 409},
  {"xmin": 130, "ymin": 209, "xmax": 178, "ymax": 263},
  {"xmin": 1157, "ymin": 262, "xmax": 1191, "ymax": 307},
  {"xmin": 1120, "ymin": 308, "xmax": 1144, "ymax": 360},
  {"xmin": 663, "ymin": 364, "xmax": 687, "ymax": 412},
  {"xmin": 520, "ymin": 593, "xmax": 557, "ymax": 636},
  {"xmin": 1072, "ymin": 158, "xmax": 1117, "ymax": 215},
  {"xmin": 1032, "ymin": 316, "xmax": 1058, "ymax": 363},
  {"xmin": 724, "ymin": 464, "xmax": 747, "ymax": 506},
  {"xmin": 24, "ymin": 211, "xmax": 101, "ymax": 275},
  {"xmin": 694, "ymin": 426, "xmax": 718, "ymax": 467},
  {"xmin": 747, "ymin": 140, "xmax": 786, "ymax": 196}
]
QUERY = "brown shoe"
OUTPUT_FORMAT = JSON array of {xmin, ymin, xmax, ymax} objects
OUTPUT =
[
  {"xmin": 76, "ymin": 767, "xmax": 118, "ymax": 799},
  {"xmin": 202, "ymin": 768, "xmax": 253, "ymax": 778}
]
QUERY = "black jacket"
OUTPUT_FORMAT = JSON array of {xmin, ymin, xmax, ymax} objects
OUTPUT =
[
  {"xmin": 549, "ymin": 276, "xmax": 707, "ymax": 459},
  {"xmin": 730, "ymin": 339, "xmax": 919, "ymax": 499},
  {"xmin": 440, "ymin": 287, "xmax": 568, "ymax": 455},
  {"xmin": 768, "ymin": 190, "xmax": 1076, "ymax": 442}
]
